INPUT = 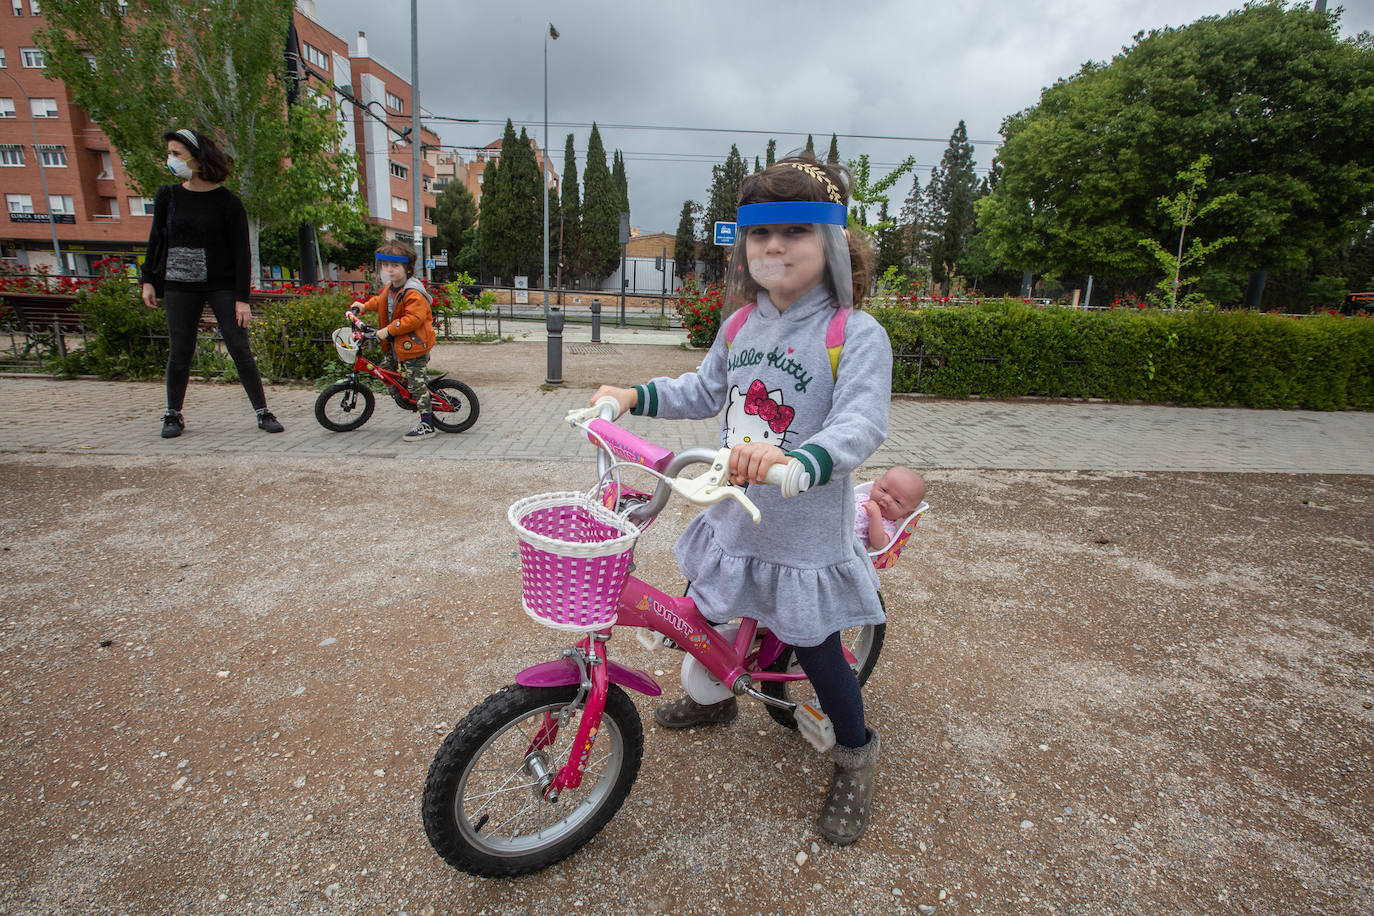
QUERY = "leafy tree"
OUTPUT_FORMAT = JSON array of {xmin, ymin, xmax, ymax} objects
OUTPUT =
[
  {"xmin": 1137, "ymin": 155, "xmax": 1238, "ymax": 307},
  {"xmin": 674, "ymin": 200, "xmax": 700, "ymax": 285},
  {"xmin": 848, "ymin": 152, "xmax": 915, "ymax": 228},
  {"xmin": 874, "ymin": 200, "xmax": 906, "ymax": 275},
  {"xmin": 826, "ymin": 134, "xmax": 840, "ymax": 165},
  {"xmin": 321, "ymin": 220, "xmax": 385, "ymax": 273},
  {"xmin": 581, "ymin": 123, "xmax": 622, "ymax": 280},
  {"xmin": 976, "ymin": 2, "xmax": 1374, "ymax": 288},
  {"xmin": 434, "ymin": 180, "xmax": 477, "ymax": 268},
  {"xmin": 37, "ymin": 0, "xmax": 363, "ymax": 282},
  {"xmin": 559, "ymin": 133, "xmax": 582, "ymax": 285},
  {"xmin": 701, "ymin": 144, "xmax": 748, "ymax": 282}
]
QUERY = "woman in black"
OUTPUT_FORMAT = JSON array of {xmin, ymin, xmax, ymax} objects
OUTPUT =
[{"xmin": 140, "ymin": 128, "xmax": 283, "ymax": 438}]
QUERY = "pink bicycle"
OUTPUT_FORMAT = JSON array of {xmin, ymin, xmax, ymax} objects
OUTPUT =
[{"xmin": 422, "ymin": 398, "xmax": 922, "ymax": 877}]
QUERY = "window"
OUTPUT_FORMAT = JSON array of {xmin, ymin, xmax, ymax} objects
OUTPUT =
[
  {"xmin": 29, "ymin": 0, "xmax": 40, "ymax": 13},
  {"xmin": 388, "ymin": 161, "xmax": 407, "ymax": 179},
  {"xmin": 21, "ymin": 48, "xmax": 43, "ymax": 68},
  {"xmin": 424, "ymin": 206, "xmax": 435, "ymax": 224},
  {"xmin": 6, "ymin": 194, "xmax": 34, "ymax": 214},
  {"xmin": 96, "ymin": 151, "xmax": 113, "ymax": 179},
  {"xmin": 128, "ymin": 196, "xmax": 155, "ymax": 216},
  {"xmin": 0, "ymin": 98, "xmax": 14, "ymax": 118},
  {"xmin": 30, "ymin": 97, "xmax": 57, "ymax": 118},
  {"xmin": 303, "ymin": 42, "xmax": 329, "ymax": 71},
  {"xmin": 0, "ymin": 145, "xmax": 23, "ymax": 166},
  {"xmin": 48, "ymin": 194, "xmax": 74, "ymax": 215},
  {"xmin": 385, "ymin": 90, "xmax": 403, "ymax": 112},
  {"xmin": 101, "ymin": 197, "xmax": 118, "ymax": 218},
  {"xmin": 11, "ymin": 1, "xmax": 23, "ymax": 15},
  {"xmin": 391, "ymin": 195, "xmax": 409, "ymax": 213},
  {"xmin": 0, "ymin": 48, "xmax": 6, "ymax": 68},
  {"xmin": 38, "ymin": 145, "xmax": 66, "ymax": 167}
]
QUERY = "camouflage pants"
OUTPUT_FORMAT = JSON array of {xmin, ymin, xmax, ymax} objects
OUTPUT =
[{"xmin": 383, "ymin": 351, "xmax": 431, "ymax": 414}]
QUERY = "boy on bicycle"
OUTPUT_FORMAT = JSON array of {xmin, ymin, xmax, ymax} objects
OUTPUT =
[{"xmin": 348, "ymin": 241, "xmax": 438, "ymax": 441}]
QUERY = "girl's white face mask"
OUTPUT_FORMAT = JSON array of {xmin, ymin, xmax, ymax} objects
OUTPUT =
[{"xmin": 166, "ymin": 155, "xmax": 194, "ymax": 179}]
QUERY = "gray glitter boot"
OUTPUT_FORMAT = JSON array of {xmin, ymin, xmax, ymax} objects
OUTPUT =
[{"xmin": 817, "ymin": 726, "xmax": 880, "ymax": 846}]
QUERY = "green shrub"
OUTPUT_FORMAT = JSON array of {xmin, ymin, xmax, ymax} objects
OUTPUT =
[
  {"xmin": 873, "ymin": 299, "xmax": 1374, "ymax": 410},
  {"xmin": 674, "ymin": 280, "xmax": 723, "ymax": 348},
  {"xmin": 248, "ymin": 290, "xmax": 357, "ymax": 381},
  {"xmin": 55, "ymin": 274, "xmax": 168, "ymax": 379}
]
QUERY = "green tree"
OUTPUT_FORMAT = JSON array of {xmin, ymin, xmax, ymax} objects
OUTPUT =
[
  {"xmin": 1138, "ymin": 154, "xmax": 1239, "ymax": 308},
  {"xmin": 479, "ymin": 122, "xmax": 519, "ymax": 281},
  {"xmin": 434, "ymin": 180, "xmax": 477, "ymax": 268},
  {"xmin": 611, "ymin": 149, "xmax": 630, "ymax": 215},
  {"xmin": 826, "ymin": 134, "xmax": 840, "ymax": 165},
  {"xmin": 701, "ymin": 144, "xmax": 748, "ymax": 282},
  {"xmin": 321, "ymin": 221, "xmax": 385, "ymax": 273},
  {"xmin": 766, "ymin": 139, "xmax": 776, "ymax": 168},
  {"xmin": 509, "ymin": 127, "xmax": 543, "ymax": 280},
  {"xmin": 37, "ymin": 0, "xmax": 363, "ymax": 282},
  {"xmin": 559, "ymin": 133, "xmax": 581, "ymax": 284},
  {"xmin": 924, "ymin": 121, "xmax": 980, "ymax": 288},
  {"xmin": 581, "ymin": 123, "xmax": 621, "ymax": 280},
  {"xmin": 976, "ymin": 2, "xmax": 1374, "ymax": 287},
  {"xmin": 805, "ymin": 135, "xmax": 815, "ymax": 157},
  {"xmin": 848, "ymin": 152, "xmax": 915, "ymax": 228},
  {"xmin": 674, "ymin": 200, "xmax": 700, "ymax": 285}
]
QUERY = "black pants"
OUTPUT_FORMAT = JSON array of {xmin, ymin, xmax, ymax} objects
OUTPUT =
[
  {"xmin": 163, "ymin": 288, "xmax": 266, "ymax": 412},
  {"xmin": 793, "ymin": 633, "xmax": 867, "ymax": 749}
]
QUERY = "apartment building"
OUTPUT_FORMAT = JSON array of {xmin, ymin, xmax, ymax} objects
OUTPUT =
[
  {"xmin": 431, "ymin": 138, "xmax": 559, "ymax": 221},
  {"xmin": 0, "ymin": 0, "xmax": 436, "ymax": 276}
]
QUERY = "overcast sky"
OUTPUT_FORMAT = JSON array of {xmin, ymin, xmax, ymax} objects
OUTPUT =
[{"xmin": 308, "ymin": 0, "xmax": 1373, "ymax": 234}]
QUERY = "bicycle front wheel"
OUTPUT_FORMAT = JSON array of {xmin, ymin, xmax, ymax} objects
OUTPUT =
[
  {"xmin": 760, "ymin": 608, "xmax": 886, "ymax": 730},
  {"xmin": 315, "ymin": 380, "xmax": 375, "ymax": 431},
  {"xmin": 428, "ymin": 379, "xmax": 479, "ymax": 433},
  {"xmin": 423, "ymin": 684, "xmax": 644, "ymax": 877}
]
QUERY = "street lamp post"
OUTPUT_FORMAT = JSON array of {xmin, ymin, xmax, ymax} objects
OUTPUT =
[
  {"xmin": 1, "ymin": 68, "xmax": 63, "ymax": 275},
  {"xmin": 543, "ymin": 22, "xmax": 559, "ymax": 317},
  {"xmin": 411, "ymin": 0, "xmax": 424, "ymax": 280}
]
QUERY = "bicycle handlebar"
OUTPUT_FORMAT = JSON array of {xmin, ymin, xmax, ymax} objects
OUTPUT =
[{"xmin": 345, "ymin": 309, "xmax": 378, "ymax": 340}]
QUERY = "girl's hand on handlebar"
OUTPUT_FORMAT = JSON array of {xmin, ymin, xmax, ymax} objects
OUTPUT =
[
  {"xmin": 730, "ymin": 441, "xmax": 788, "ymax": 486},
  {"xmin": 589, "ymin": 386, "xmax": 636, "ymax": 420}
]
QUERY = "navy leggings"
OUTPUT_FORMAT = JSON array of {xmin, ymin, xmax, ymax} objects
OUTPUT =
[
  {"xmin": 792, "ymin": 632, "xmax": 867, "ymax": 749},
  {"xmin": 163, "ymin": 288, "xmax": 266, "ymax": 412}
]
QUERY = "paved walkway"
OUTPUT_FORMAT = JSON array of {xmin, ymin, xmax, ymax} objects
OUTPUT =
[{"xmin": 2, "ymin": 332, "xmax": 1372, "ymax": 473}]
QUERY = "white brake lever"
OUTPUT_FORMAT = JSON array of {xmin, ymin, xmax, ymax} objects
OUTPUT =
[{"xmin": 669, "ymin": 448, "xmax": 762, "ymax": 523}]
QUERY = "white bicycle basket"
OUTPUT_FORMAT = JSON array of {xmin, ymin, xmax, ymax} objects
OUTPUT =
[{"xmin": 332, "ymin": 327, "xmax": 359, "ymax": 364}]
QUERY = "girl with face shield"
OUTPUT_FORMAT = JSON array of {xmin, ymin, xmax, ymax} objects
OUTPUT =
[{"xmin": 589, "ymin": 154, "xmax": 893, "ymax": 846}]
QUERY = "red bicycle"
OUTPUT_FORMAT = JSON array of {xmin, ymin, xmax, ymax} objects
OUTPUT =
[{"xmin": 314, "ymin": 311, "xmax": 479, "ymax": 433}]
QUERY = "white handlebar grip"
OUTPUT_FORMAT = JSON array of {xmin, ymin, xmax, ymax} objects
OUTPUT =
[
  {"xmin": 763, "ymin": 458, "xmax": 810, "ymax": 498},
  {"xmin": 595, "ymin": 395, "xmax": 621, "ymax": 420}
]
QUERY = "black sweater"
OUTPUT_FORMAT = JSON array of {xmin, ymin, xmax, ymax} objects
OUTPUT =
[{"xmin": 141, "ymin": 184, "xmax": 252, "ymax": 301}]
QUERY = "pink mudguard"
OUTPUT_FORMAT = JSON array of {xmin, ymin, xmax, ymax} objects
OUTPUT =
[
  {"xmin": 517, "ymin": 658, "xmax": 663, "ymax": 697},
  {"xmin": 585, "ymin": 419, "xmax": 674, "ymax": 474}
]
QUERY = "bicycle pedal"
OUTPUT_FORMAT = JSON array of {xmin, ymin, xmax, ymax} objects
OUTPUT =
[{"xmin": 796, "ymin": 702, "xmax": 836, "ymax": 752}]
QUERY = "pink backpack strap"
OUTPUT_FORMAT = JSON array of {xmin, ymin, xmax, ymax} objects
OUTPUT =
[
  {"xmin": 825, "ymin": 308, "xmax": 851, "ymax": 379},
  {"xmin": 722, "ymin": 302, "xmax": 758, "ymax": 347}
]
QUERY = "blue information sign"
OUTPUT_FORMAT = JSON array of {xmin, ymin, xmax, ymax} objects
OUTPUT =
[{"xmin": 713, "ymin": 221, "xmax": 736, "ymax": 246}]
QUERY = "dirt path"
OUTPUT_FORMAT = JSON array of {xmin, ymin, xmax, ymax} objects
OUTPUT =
[{"xmin": 0, "ymin": 453, "xmax": 1370, "ymax": 915}]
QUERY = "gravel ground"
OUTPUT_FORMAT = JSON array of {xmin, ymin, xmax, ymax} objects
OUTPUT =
[{"xmin": 0, "ymin": 446, "xmax": 1371, "ymax": 915}]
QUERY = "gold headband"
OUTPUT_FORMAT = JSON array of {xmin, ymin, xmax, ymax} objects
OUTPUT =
[{"xmin": 781, "ymin": 161, "xmax": 843, "ymax": 205}]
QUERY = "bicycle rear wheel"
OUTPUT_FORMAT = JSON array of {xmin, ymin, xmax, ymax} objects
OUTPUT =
[
  {"xmin": 760, "ymin": 599, "xmax": 886, "ymax": 730},
  {"xmin": 423, "ymin": 683, "xmax": 643, "ymax": 877},
  {"xmin": 428, "ymin": 378, "xmax": 479, "ymax": 433}
]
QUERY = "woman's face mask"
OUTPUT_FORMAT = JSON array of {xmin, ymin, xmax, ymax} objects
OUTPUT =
[{"xmin": 165, "ymin": 154, "xmax": 194, "ymax": 180}]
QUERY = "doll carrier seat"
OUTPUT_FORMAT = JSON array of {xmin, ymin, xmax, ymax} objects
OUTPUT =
[{"xmin": 854, "ymin": 480, "xmax": 929, "ymax": 570}]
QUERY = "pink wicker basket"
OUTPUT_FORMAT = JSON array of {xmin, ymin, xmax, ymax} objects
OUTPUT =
[{"xmin": 508, "ymin": 491, "xmax": 641, "ymax": 631}]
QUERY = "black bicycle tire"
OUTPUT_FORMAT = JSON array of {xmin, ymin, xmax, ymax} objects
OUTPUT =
[
  {"xmin": 760, "ymin": 600, "xmax": 886, "ymax": 730},
  {"xmin": 427, "ymin": 378, "xmax": 480, "ymax": 433},
  {"xmin": 422, "ymin": 683, "xmax": 643, "ymax": 877},
  {"xmin": 314, "ymin": 380, "xmax": 375, "ymax": 432}
]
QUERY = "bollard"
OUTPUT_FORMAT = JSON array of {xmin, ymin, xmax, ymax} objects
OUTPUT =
[
  {"xmin": 590, "ymin": 299, "xmax": 602, "ymax": 344},
  {"xmin": 545, "ymin": 306, "xmax": 564, "ymax": 385}
]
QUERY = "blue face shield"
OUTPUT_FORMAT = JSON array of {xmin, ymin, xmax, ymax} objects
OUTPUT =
[{"xmin": 724, "ymin": 201, "xmax": 853, "ymax": 314}]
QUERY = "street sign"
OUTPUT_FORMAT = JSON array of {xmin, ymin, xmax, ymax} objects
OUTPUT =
[
  {"xmin": 714, "ymin": 221, "xmax": 736, "ymax": 246},
  {"xmin": 424, "ymin": 258, "xmax": 436, "ymax": 270},
  {"xmin": 432, "ymin": 256, "xmax": 448, "ymax": 267}
]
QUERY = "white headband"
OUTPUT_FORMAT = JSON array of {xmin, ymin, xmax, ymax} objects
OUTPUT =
[{"xmin": 173, "ymin": 129, "xmax": 200, "ymax": 154}]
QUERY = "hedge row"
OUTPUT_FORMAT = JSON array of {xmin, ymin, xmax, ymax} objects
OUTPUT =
[{"xmin": 872, "ymin": 301, "xmax": 1374, "ymax": 410}]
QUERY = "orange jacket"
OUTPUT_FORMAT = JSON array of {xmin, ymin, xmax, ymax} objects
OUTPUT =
[{"xmin": 358, "ymin": 277, "xmax": 436, "ymax": 360}]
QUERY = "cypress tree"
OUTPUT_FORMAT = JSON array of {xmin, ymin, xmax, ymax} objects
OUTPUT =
[
  {"xmin": 766, "ymin": 139, "xmax": 776, "ymax": 168},
  {"xmin": 805, "ymin": 134, "xmax": 815, "ymax": 157},
  {"xmin": 826, "ymin": 134, "xmax": 840, "ymax": 164},
  {"xmin": 674, "ymin": 200, "xmax": 699, "ymax": 285},
  {"xmin": 754, "ymin": 156, "xmax": 762, "ymax": 174},
  {"xmin": 478, "ymin": 121, "xmax": 519, "ymax": 282},
  {"xmin": 582, "ymin": 123, "xmax": 621, "ymax": 279},
  {"xmin": 559, "ymin": 133, "xmax": 581, "ymax": 284},
  {"xmin": 510, "ymin": 127, "xmax": 543, "ymax": 279},
  {"xmin": 925, "ymin": 120, "xmax": 979, "ymax": 288},
  {"xmin": 702, "ymin": 145, "xmax": 748, "ymax": 282},
  {"xmin": 612, "ymin": 149, "xmax": 630, "ymax": 215}
]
